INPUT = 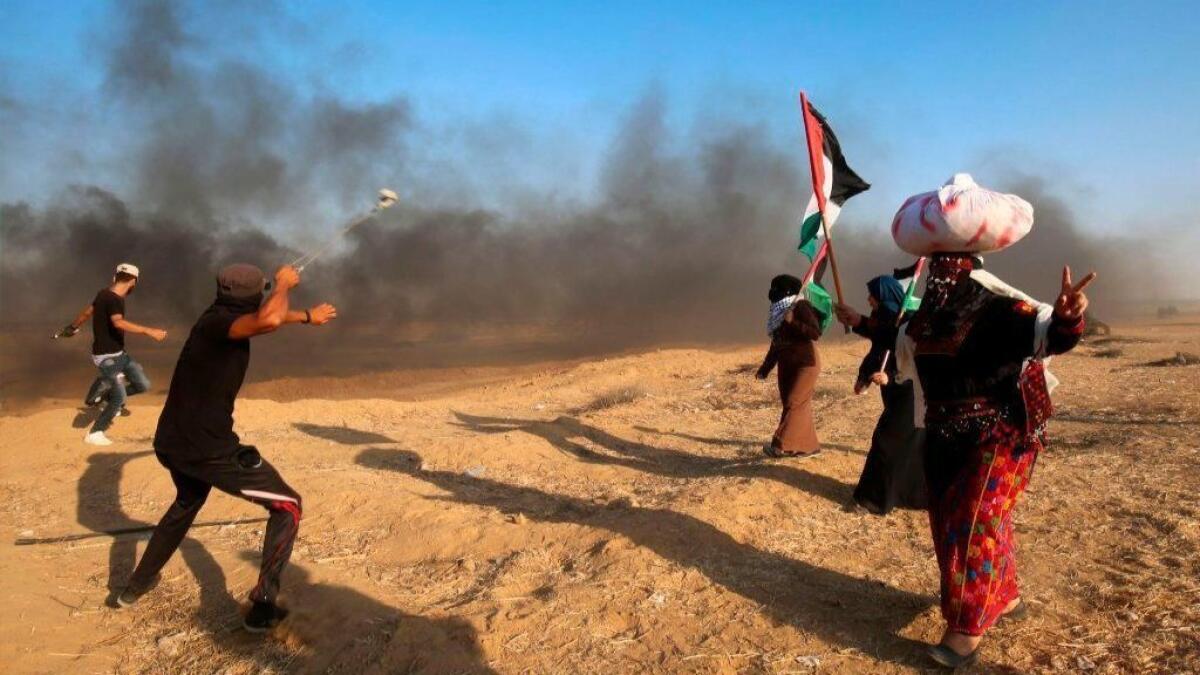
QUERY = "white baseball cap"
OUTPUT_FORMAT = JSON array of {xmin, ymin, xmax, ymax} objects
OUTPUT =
[{"xmin": 115, "ymin": 263, "xmax": 140, "ymax": 278}]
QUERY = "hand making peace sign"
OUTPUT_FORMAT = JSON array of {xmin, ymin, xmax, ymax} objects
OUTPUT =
[{"xmin": 1053, "ymin": 265, "xmax": 1097, "ymax": 321}]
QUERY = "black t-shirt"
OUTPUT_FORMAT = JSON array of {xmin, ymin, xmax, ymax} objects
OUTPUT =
[
  {"xmin": 154, "ymin": 302, "xmax": 252, "ymax": 457},
  {"xmin": 91, "ymin": 289, "xmax": 126, "ymax": 355}
]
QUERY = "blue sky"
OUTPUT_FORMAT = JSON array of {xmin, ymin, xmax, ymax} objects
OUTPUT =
[{"xmin": 2, "ymin": 1, "xmax": 1198, "ymax": 234}]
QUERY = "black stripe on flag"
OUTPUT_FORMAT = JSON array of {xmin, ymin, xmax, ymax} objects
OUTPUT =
[{"xmin": 806, "ymin": 103, "xmax": 871, "ymax": 207}]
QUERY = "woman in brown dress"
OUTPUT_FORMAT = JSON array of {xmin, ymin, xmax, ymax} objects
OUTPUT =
[{"xmin": 756, "ymin": 274, "xmax": 823, "ymax": 458}]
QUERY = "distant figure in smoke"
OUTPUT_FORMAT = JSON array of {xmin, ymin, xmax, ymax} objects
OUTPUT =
[
  {"xmin": 890, "ymin": 175, "xmax": 1095, "ymax": 667},
  {"xmin": 834, "ymin": 274, "xmax": 927, "ymax": 515},
  {"xmin": 756, "ymin": 274, "xmax": 823, "ymax": 458},
  {"xmin": 56, "ymin": 263, "xmax": 168, "ymax": 446},
  {"xmin": 117, "ymin": 264, "xmax": 337, "ymax": 633}
]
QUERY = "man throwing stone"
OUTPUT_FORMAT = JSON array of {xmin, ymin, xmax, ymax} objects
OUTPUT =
[
  {"xmin": 58, "ymin": 263, "xmax": 168, "ymax": 446},
  {"xmin": 117, "ymin": 264, "xmax": 336, "ymax": 633}
]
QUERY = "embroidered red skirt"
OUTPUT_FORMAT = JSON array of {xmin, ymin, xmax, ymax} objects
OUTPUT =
[{"xmin": 926, "ymin": 416, "xmax": 1040, "ymax": 636}]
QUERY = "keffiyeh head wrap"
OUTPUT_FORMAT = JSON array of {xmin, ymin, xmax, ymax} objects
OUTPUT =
[{"xmin": 767, "ymin": 294, "xmax": 800, "ymax": 336}]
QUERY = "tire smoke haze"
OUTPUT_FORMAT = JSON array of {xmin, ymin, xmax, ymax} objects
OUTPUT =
[{"xmin": 0, "ymin": 0, "xmax": 1173, "ymax": 405}]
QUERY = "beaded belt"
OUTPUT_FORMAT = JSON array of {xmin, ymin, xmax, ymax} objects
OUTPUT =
[
  {"xmin": 926, "ymin": 397, "xmax": 1001, "ymax": 423},
  {"xmin": 925, "ymin": 397, "xmax": 1013, "ymax": 440}
]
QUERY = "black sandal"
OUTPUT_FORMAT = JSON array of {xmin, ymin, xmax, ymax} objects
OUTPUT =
[
  {"xmin": 1000, "ymin": 598, "xmax": 1029, "ymax": 623},
  {"xmin": 763, "ymin": 445, "xmax": 823, "ymax": 459},
  {"xmin": 928, "ymin": 643, "xmax": 979, "ymax": 669}
]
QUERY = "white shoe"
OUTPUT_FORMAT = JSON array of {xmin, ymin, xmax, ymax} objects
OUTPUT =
[{"xmin": 84, "ymin": 431, "xmax": 113, "ymax": 446}]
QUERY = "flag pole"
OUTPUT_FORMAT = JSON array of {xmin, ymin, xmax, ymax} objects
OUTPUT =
[
  {"xmin": 817, "ymin": 211, "xmax": 848, "ymax": 306},
  {"xmin": 801, "ymin": 241, "xmax": 827, "ymax": 287},
  {"xmin": 798, "ymin": 91, "xmax": 849, "ymax": 332},
  {"xmin": 875, "ymin": 256, "xmax": 926, "ymax": 377}
]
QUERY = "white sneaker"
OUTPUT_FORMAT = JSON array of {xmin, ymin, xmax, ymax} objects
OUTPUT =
[{"xmin": 84, "ymin": 431, "xmax": 113, "ymax": 446}]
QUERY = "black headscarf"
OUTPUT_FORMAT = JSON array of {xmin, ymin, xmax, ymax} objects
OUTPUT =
[{"xmin": 769, "ymin": 274, "xmax": 803, "ymax": 303}]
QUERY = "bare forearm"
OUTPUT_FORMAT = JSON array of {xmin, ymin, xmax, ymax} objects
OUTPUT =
[
  {"xmin": 283, "ymin": 309, "xmax": 310, "ymax": 325},
  {"xmin": 256, "ymin": 288, "xmax": 291, "ymax": 330},
  {"xmin": 284, "ymin": 302, "xmax": 336, "ymax": 328},
  {"xmin": 71, "ymin": 306, "xmax": 93, "ymax": 329},
  {"xmin": 113, "ymin": 318, "xmax": 164, "ymax": 336}
]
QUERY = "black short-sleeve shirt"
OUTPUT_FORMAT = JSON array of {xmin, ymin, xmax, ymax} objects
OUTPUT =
[
  {"xmin": 154, "ymin": 304, "xmax": 252, "ymax": 458},
  {"xmin": 91, "ymin": 289, "xmax": 126, "ymax": 355}
]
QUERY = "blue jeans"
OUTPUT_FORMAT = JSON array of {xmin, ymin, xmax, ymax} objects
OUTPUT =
[
  {"xmin": 84, "ymin": 376, "xmax": 109, "ymax": 406},
  {"xmin": 92, "ymin": 353, "xmax": 150, "ymax": 433}
]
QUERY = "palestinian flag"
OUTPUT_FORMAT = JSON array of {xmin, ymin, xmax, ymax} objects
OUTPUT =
[
  {"xmin": 901, "ymin": 280, "xmax": 922, "ymax": 313},
  {"xmin": 797, "ymin": 93, "xmax": 871, "ymax": 329},
  {"xmin": 899, "ymin": 256, "xmax": 926, "ymax": 314}
]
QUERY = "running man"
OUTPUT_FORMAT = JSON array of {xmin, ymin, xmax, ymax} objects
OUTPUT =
[
  {"xmin": 57, "ymin": 263, "xmax": 168, "ymax": 446},
  {"xmin": 117, "ymin": 263, "xmax": 336, "ymax": 633}
]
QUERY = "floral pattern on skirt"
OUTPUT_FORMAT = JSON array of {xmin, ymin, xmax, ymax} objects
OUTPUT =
[{"xmin": 928, "ymin": 417, "xmax": 1039, "ymax": 636}]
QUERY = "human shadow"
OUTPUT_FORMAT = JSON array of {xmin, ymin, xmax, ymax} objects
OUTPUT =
[
  {"xmin": 357, "ymin": 448, "xmax": 933, "ymax": 668},
  {"xmin": 78, "ymin": 451, "xmax": 236, "ymax": 620},
  {"xmin": 293, "ymin": 422, "xmax": 397, "ymax": 445},
  {"xmin": 633, "ymin": 425, "xmax": 865, "ymax": 455},
  {"xmin": 72, "ymin": 407, "xmax": 99, "ymax": 429},
  {"xmin": 631, "ymin": 426, "xmax": 756, "ymax": 447},
  {"xmin": 194, "ymin": 554, "xmax": 497, "ymax": 674},
  {"xmin": 77, "ymin": 454, "xmax": 494, "ymax": 672},
  {"xmin": 453, "ymin": 412, "xmax": 854, "ymax": 506},
  {"xmin": 73, "ymin": 405, "xmax": 135, "ymax": 430}
]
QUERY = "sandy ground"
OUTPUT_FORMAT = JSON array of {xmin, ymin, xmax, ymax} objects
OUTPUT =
[{"xmin": 0, "ymin": 320, "xmax": 1197, "ymax": 674}]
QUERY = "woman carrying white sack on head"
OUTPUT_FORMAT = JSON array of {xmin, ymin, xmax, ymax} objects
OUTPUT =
[{"xmin": 889, "ymin": 174, "xmax": 1096, "ymax": 668}]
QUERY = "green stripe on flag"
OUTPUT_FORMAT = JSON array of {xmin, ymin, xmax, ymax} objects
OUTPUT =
[
  {"xmin": 804, "ymin": 281, "xmax": 834, "ymax": 332},
  {"xmin": 798, "ymin": 212, "xmax": 823, "ymax": 260},
  {"xmin": 900, "ymin": 277, "xmax": 922, "ymax": 313}
]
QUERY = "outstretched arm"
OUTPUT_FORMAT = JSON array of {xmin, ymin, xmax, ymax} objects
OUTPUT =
[
  {"xmin": 56, "ymin": 304, "xmax": 94, "ymax": 338},
  {"xmin": 834, "ymin": 303, "xmax": 871, "ymax": 337},
  {"xmin": 282, "ymin": 304, "xmax": 338, "ymax": 326},
  {"xmin": 228, "ymin": 266, "xmax": 338, "ymax": 339},
  {"xmin": 71, "ymin": 304, "xmax": 93, "ymax": 330},
  {"xmin": 111, "ymin": 314, "xmax": 168, "ymax": 341}
]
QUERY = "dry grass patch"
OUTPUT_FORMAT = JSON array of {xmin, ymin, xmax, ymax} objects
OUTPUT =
[{"xmin": 572, "ymin": 385, "xmax": 648, "ymax": 414}]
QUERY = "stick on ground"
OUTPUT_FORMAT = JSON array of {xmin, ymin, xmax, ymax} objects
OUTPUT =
[{"xmin": 14, "ymin": 517, "xmax": 268, "ymax": 546}]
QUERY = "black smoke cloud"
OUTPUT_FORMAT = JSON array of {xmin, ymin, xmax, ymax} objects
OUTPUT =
[{"xmin": 0, "ymin": 0, "xmax": 1164, "ymax": 404}]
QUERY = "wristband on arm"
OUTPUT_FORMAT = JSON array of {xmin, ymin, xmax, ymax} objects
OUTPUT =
[{"xmin": 303, "ymin": 309, "xmax": 311, "ymax": 324}]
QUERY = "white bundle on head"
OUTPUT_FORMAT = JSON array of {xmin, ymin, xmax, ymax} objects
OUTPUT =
[{"xmin": 891, "ymin": 173, "xmax": 1033, "ymax": 256}]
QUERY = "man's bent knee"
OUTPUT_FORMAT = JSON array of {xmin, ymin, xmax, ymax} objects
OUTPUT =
[{"xmin": 271, "ymin": 493, "xmax": 302, "ymax": 519}]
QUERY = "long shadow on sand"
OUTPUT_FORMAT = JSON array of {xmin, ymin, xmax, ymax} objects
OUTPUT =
[
  {"xmin": 72, "ymin": 407, "xmax": 100, "ymax": 429},
  {"xmin": 199, "ymin": 556, "xmax": 498, "ymax": 674},
  {"xmin": 357, "ymin": 447, "xmax": 935, "ymax": 668},
  {"xmin": 78, "ymin": 451, "xmax": 237, "ymax": 620},
  {"xmin": 453, "ymin": 412, "xmax": 855, "ymax": 506},
  {"xmin": 293, "ymin": 422, "xmax": 397, "ymax": 445},
  {"xmin": 80, "ymin": 452, "xmax": 494, "ymax": 672},
  {"xmin": 633, "ymin": 425, "xmax": 865, "ymax": 455}
]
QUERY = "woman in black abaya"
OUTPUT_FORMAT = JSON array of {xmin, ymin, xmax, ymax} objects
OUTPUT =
[{"xmin": 835, "ymin": 275, "xmax": 927, "ymax": 514}]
